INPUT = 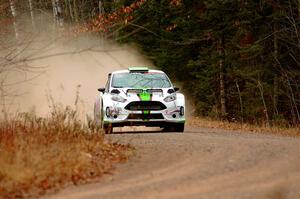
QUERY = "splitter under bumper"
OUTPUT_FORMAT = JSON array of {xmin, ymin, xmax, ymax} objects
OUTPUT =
[{"xmin": 103, "ymin": 105, "xmax": 185, "ymax": 128}]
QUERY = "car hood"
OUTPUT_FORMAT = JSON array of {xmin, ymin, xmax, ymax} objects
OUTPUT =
[{"xmin": 111, "ymin": 87, "xmax": 174, "ymax": 100}]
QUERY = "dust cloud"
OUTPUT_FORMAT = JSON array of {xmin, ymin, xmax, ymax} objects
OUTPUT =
[
  {"xmin": 1, "ymin": 16, "xmax": 152, "ymax": 118},
  {"xmin": 1, "ymin": 13, "xmax": 194, "ymax": 126},
  {"xmin": 27, "ymin": 39, "xmax": 152, "ymax": 117}
]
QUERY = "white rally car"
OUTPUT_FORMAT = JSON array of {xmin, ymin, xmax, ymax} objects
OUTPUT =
[{"xmin": 94, "ymin": 67, "xmax": 185, "ymax": 133}]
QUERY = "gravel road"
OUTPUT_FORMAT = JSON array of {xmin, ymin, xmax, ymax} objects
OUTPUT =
[{"xmin": 45, "ymin": 127, "xmax": 300, "ymax": 199}]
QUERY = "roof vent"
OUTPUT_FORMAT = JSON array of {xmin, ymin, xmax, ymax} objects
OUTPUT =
[{"xmin": 128, "ymin": 67, "xmax": 149, "ymax": 73}]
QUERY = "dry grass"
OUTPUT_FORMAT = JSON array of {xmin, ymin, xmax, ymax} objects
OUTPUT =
[
  {"xmin": 188, "ymin": 117, "xmax": 300, "ymax": 137},
  {"xmin": 0, "ymin": 107, "xmax": 134, "ymax": 198}
]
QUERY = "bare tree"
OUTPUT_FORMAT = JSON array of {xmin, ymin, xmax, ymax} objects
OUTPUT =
[
  {"xmin": 235, "ymin": 80, "xmax": 243, "ymax": 123},
  {"xmin": 218, "ymin": 37, "xmax": 227, "ymax": 119},
  {"xmin": 52, "ymin": 0, "xmax": 64, "ymax": 26},
  {"xmin": 257, "ymin": 79, "xmax": 270, "ymax": 127},
  {"xmin": 9, "ymin": 0, "xmax": 19, "ymax": 40},
  {"xmin": 28, "ymin": 0, "xmax": 35, "ymax": 28}
]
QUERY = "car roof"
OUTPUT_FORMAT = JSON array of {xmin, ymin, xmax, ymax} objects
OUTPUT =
[{"xmin": 112, "ymin": 69, "xmax": 165, "ymax": 75}]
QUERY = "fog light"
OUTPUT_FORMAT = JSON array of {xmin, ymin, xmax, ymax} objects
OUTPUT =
[
  {"xmin": 172, "ymin": 114, "xmax": 176, "ymax": 118},
  {"xmin": 106, "ymin": 107, "xmax": 111, "ymax": 117},
  {"xmin": 113, "ymin": 115, "xmax": 118, "ymax": 119},
  {"xmin": 179, "ymin": 107, "xmax": 184, "ymax": 116}
]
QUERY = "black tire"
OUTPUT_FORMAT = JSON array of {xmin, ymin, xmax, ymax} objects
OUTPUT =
[
  {"xmin": 174, "ymin": 123, "xmax": 185, "ymax": 132},
  {"xmin": 100, "ymin": 104, "xmax": 104, "ymax": 128},
  {"xmin": 94, "ymin": 104, "xmax": 101, "ymax": 126},
  {"xmin": 103, "ymin": 124, "xmax": 113, "ymax": 134},
  {"xmin": 163, "ymin": 123, "xmax": 184, "ymax": 133},
  {"xmin": 94, "ymin": 100, "xmax": 103, "ymax": 128}
]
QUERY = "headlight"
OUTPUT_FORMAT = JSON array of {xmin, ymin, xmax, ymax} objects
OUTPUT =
[
  {"xmin": 164, "ymin": 94, "xmax": 176, "ymax": 102},
  {"xmin": 179, "ymin": 106, "xmax": 184, "ymax": 116},
  {"xmin": 111, "ymin": 95, "xmax": 126, "ymax": 103}
]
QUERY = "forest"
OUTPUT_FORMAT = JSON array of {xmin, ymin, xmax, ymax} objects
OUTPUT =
[{"xmin": 1, "ymin": 0, "xmax": 300, "ymax": 127}]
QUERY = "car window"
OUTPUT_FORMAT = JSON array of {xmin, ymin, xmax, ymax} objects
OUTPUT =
[{"xmin": 111, "ymin": 72, "xmax": 172, "ymax": 88}]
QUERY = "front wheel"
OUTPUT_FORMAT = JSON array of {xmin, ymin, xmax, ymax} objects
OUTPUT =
[
  {"xmin": 103, "ymin": 123, "xmax": 113, "ymax": 134},
  {"xmin": 94, "ymin": 103, "xmax": 102, "ymax": 127}
]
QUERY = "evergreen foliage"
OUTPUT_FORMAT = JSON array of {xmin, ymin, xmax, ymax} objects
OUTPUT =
[{"xmin": 115, "ymin": 0, "xmax": 300, "ymax": 126}]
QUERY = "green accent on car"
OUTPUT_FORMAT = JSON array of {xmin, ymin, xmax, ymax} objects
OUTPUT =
[
  {"xmin": 103, "ymin": 121, "xmax": 110, "ymax": 124},
  {"xmin": 169, "ymin": 120, "xmax": 185, "ymax": 123},
  {"xmin": 139, "ymin": 91, "xmax": 151, "ymax": 101},
  {"xmin": 138, "ymin": 90, "xmax": 152, "ymax": 119}
]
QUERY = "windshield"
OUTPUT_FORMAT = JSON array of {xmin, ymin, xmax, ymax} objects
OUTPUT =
[{"xmin": 111, "ymin": 72, "xmax": 172, "ymax": 88}]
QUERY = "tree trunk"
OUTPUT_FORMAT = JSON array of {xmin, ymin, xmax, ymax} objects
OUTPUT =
[
  {"xmin": 28, "ymin": 0, "xmax": 35, "ymax": 28},
  {"xmin": 258, "ymin": 80, "xmax": 270, "ymax": 127},
  {"xmin": 52, "ymin": 0, "xmax": 64, "ymax": 26},
  {"xmin": 51, "ymin": 0, "xmax": 57, "ymax": 22},
  {"xmin": 299, "ymin": 0, "xmax": 300, "ymax": 18},
  {"xmin": 287, "ymin": 78, "xmax": 300, "ymax": 124},
  {"xmin": 218, "ymin": 37, "xmax": 227, "ymax": 119},
  {"xmin": 273, "ymin": 76, "xmax": 279, "ymax": 115},
  {"xmin": 9, "ymin": 0, "xmax": 19, "ymax": 41},
  {"xmin": 56, "ymin": 0, "xmax": 64, "ymax": 26},
  {"xmin": 273, "ymin": 15, "xmax": 279, "ymax": 117},
  {"xmin": 99, "ymin": 0, "xmax": 104, "ymax": 15},
  {"xmin": 235, "ymin": 81, "xmax": 243, "ymax": 123},
  {"xmin": 99, "ymin": 0, "xmax": 105, "ymax": 45},
  {"xmin": 67, "ymin": 0, "xmax": 74, "ymax": 21},
  {"xmin": 288, "ymin": 92, "xmax": 297, "ymax": 125},
  {"xmin": 73, "ymin": 0, "xmax": 78, "ymax": 22}
]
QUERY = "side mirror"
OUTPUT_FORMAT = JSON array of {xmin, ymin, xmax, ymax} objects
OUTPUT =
[
  {"xmin": 98, "ymin": 88, "xmax": 105, "ymax": 93},
  {"xmin": 174, "ymin": 87, "xmax": 179, "ymax": 92},
  {"xmin": 167, "ymin": 88, "xmax": 175, "ymax": 94}
]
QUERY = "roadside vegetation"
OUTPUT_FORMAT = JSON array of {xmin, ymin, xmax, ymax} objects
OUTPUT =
[
  {"xmin": 0, "ymin": 106, "xmax": 134, "ymax": 198},
  {"xmin": 188, "ymin": 116, "xmax": 300, "ymax": 137}
]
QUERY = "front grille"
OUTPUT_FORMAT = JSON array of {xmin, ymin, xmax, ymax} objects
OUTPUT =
[
  {"xmin": 125, "ymin": 101, "xmax": 167, "ymax": 111},
  {"xmin": 127, "ymin": 113, "xmax": 164, "ymax": 120}
]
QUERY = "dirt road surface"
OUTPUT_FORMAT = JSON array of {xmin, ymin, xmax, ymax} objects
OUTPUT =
[{"xmin": 44, "ymin": 127, "xmax": 300, "ymax": 199}]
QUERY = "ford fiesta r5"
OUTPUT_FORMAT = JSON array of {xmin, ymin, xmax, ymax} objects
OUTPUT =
[{"xmin": 94, "ymin": 67, "xmax": 185, "ymax": 134}]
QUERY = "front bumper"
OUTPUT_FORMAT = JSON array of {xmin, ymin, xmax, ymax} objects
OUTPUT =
[{"xmin": 103, "ymin": 101, "xmax": 185, "ymax": 127}]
